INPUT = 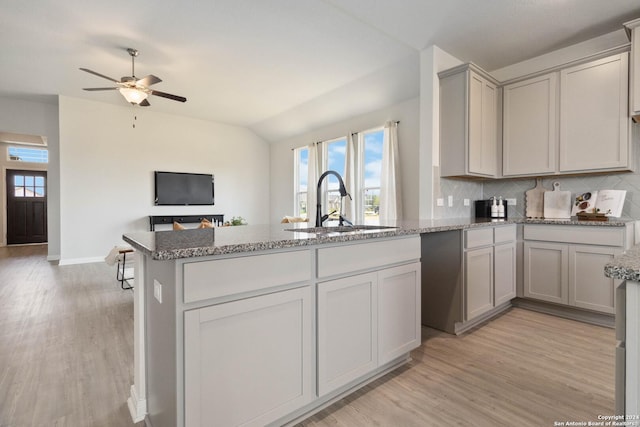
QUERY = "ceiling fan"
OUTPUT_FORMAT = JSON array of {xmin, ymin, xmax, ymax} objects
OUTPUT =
[{"xmin": 80, "ymin": 48, "xmax": 186, "ymax": 106}]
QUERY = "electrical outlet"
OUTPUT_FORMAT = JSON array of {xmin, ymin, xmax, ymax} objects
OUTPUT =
[
  {"xmin": 153, "ymin": 279, "xmax": 163, "ymax": 304},
  {"xmin": 436, "ymin": 198, "xmax": 444, "ymax": 207},
  {"xmin": 506, "ymin": 198, "xmax": 517, "ymax": 206},
  {"xmin": 447, "ymin": 195, "xmax": 453, "ymax": 207},
  {"xmin": 463, "ymin": 199, "xmax": 470, "ymax": 206}
]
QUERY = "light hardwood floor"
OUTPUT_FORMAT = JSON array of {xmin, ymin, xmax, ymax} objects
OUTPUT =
[
  {"xmin": 0, "ymin": 245, "xmax": 143, "ymax": 427},
  {"xmin": 0, "ymin": 245, "xmax": 615, "ymax": 427},
  {"xmin": 300, "ymin": 308, "xmax": 615, "ymax": 427}
]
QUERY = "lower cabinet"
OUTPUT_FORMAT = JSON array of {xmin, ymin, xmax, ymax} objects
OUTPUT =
[
  {"xmin": 524, "ymin": 242, "xmax": 621, "ymax": 314},
  {"xmin": 181, "ymin": 237, "xmax": 422, "ymax": 427},
  {"xmin": 464, "ymin": 225, "xmax": 517, "ymax": 322},
  {"xmin": 184, "ymin": 286, "xmax": 313, "ymax": 427},
  {"xmin": 494, "ymin": 242, "xmax": 517, "ymax": 306},
  {"xmin": 523, "ymin": 241, "xmax": 568, "ymax": 305},
  {"xmin": 569, "ymin": 245, "xmax": 621, "ymax": 313},
  {"xmin": 317, "ymin": 262, "xmax": 421, "ymax": 396},
  {"xmin": 464, "ymin": 246, "xmax": 494, "ymax": 320},
  {"xmin": 523, "ymin": 224, "xmax": 628, "ymax": 314}
]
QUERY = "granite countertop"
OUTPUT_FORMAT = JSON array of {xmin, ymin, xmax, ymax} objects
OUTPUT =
[
  {"xmin": 123, "ymin": 217, "xmax": 633, "ymax": 261},
  {"xmin": 605, "ymin": 245, "xmax": 640, "ymax": 281}
]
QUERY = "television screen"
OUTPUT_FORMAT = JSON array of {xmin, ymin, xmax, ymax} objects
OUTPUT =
[{"xmin": 154, "ymin": 171, "xmax": 215, "ymax": 206}]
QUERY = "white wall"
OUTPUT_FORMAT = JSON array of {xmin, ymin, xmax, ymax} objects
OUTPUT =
[
  {"xmin": 490, "ymin": 29, "xmax": 629, "ymax": 81},
  {"xmin": 58, "ymin": 96, "xmax": 269, "ymax": 264},
  {"xmin": 0, "ymin": 96, "xmax": 60, "ymax": 258},
  {"xmin": 269, "ymin": 97, "xmax": 420, "ymax": 222}
]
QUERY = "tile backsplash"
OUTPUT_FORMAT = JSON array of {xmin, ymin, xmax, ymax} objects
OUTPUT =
[
  {"xmin": 435, "ymin": 172, "xmax": 640, "ymax": 220},
  {"xmin": 434, "ymin": 144, "xmax": 640, "ymax": 220},
  {"xmin": 483, "ymin": 173, "xmax": 640, "ymax": 219}
]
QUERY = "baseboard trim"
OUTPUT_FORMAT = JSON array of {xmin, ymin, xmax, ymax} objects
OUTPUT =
[
  {"xmin": 278, "ymin": 354, "xmax": 411, "ymax": 426},
  {"xmin": 58, "ymin": 256, "xmax": 104, "ymax": 266},
  {"xmin": 127, "ymin": 384, "xmax": 147, "ymax": 423},
  {"xmin": 513, "ymin": 298, "xmax": 614, "ymax": 328},
  {"xmin": 454, "ymin": 301, "xmax": 513, "ymax": 335}
]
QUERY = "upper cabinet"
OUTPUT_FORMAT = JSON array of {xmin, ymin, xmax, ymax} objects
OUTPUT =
[
  {"xmin": 503, "ymin": 73, "xmax": 558, "ymax": 176},
  {"xmin": 440, "ymin": 64, "xmax": 499, "ymax": 178},
  {"xmin": 625, "ymin": 18, "xmax": 640, "ymax": 122},
  {"xmin": 501, "ymin": 51, "xmax": 632, "ymax": 177},
  {"xmin": 559, "ymin": 53, "xmax": 629, "ymax": 173}
]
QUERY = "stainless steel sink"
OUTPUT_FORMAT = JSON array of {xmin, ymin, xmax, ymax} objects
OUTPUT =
[{"xmin": 285, "ymin": 225, "xmax": 398, "ymax": 234}]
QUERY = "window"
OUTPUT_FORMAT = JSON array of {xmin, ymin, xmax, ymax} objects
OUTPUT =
[
  {"xmin": 8, "ymin": 147, "xmax": 48, "ymax": 163},
  {"xmin": 13, "ymin": 174, "xmax": 46, "ymax": 197},
  {"xmin": 293, "ymin": 127, "xmax": 385, "ymax": 225},
  {"xmin": 294, "ymin": 147, "xmax": 309, "ymax": 218}
]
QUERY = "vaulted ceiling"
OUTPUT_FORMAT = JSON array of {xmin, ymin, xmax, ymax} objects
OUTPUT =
[{"xmin": 2, "ymin": 0, "xmax": 640, "ymax": 142}]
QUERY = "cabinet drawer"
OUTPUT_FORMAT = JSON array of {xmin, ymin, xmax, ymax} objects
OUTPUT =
[
  {"xmin": 523, "ymin": 224, "xmax": 624, "ymax": 246},
  {"xmin": 465, "ymin": 227, "xmax": 494, "ymax": 249},
  {"xmin": 317, "ymin": 237, "xmax": 420, "ymax": 278},
  {"xmin": 494, "ymin": 225, "xmax": 516, "ymax": 244},
  {"xmin": 183, "ymin": 250, "xmax": 311, "ymax": 303}
]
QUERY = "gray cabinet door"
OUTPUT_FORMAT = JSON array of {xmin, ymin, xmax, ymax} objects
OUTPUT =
[
  {"xmin": 559, "ymin": 53, "xmax": 629, "ymax": 172},
  {"xmin": 317, "ymin": 272, "xmax": 378, "ymax": 397},
  {"xmin": 524, "ymin": 241, "xmax": 568, "ymax": 305},
  {"xmin": 378, "ymin": 262, "xmax": 421, "ymax": 365},
  {"xmin": 569, "ymin": 245, "xmax": 621, "ymax": 314},
  {"xmin": 502, "ymin": 73, "xmax": 557, "ymax": 176},
  {"xmin": 494, "ymin": 242, "xmax": 517, "ymax": 306},
  {"xmin": 184, "ymin": 287, "xmax": 313, "ymax": 427},
  {"xmin": 465, "ymin": 247, "xmax": 494, "ymax": 320},
  {"xmin": 468, "ymin": 71, "xmax": 498, "ymax": 177}
]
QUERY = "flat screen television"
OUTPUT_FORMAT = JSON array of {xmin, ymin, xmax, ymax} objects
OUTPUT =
[{"xmin": 154, "ymin": 171, "xmax": 215, "ymax": 206}]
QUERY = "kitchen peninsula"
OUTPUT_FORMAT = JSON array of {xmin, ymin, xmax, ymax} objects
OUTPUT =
[
  {"xmin": 605, "ymin": 246, "xmax": 640, "ymax": 418},
  {"xmin": 124, "ymin": 218, "xmax": 632, "ymax": 427}
]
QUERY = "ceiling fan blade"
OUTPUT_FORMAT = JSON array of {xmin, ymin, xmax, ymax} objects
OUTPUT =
[
  {"xmin": 79, "ymin": 68, "xmax": 120, "ymax": 83},
  {"xmin": 139, "ymin": 99, "xmax": 151, "ymax": 107},
  {"xmin": 136, "ymin": 74, "xmax": 162, "ymax": 86},
  {"xmin": 151, "ymin": 90, "xmax": 187, "ymax": 103},
  {"xmin": 82, "ymin": 87, "xmax": 118, "ymax": 91}
]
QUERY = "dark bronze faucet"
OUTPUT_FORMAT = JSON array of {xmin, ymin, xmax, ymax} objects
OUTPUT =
[{"xmin": 315, "ymin": 170, "xmax": 352, "ymax": 227}]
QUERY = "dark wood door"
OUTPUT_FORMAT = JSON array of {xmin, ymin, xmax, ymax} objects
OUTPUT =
[{"xmin": 6, "ymin": 169, "xmax": 47, "ymax": 244}]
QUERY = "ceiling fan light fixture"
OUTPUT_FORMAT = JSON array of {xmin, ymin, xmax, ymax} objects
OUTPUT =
[{"xmin": 119, "ymin": 87, "xmax": 148, "ymax": 104}]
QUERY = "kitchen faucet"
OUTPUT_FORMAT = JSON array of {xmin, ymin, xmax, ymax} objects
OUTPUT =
[{"xmin": 315, "ymin": 170, "xmax": 352, "ymax": 227}]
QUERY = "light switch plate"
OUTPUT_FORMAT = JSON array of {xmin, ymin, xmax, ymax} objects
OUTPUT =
[{"xmin": 436, "ymin": 198, "xmax": 444, "ymax": 207}]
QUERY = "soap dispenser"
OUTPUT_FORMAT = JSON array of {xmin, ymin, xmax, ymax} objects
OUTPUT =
[
  {"xmin": 490, "ymin": 197, "xmax": 498, "ymax": 218},
  {"xmin": 498, "ymin": 197, "xmax": 505, "ymax": 218}
]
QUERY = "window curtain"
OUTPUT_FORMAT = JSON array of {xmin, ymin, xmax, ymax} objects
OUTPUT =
[
  {"xmin": 380, "ymin": 121, "xmax": 402, "ymax": 222},
  {"xmin": 343, "ymin": 132, "xmax": 357, "ymax": 223},
  {"xmin": 306, "ymin": 142, "xmax": 320, "ymax": 225}
]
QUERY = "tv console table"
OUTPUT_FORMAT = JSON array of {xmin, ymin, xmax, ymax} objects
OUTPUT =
[{"xmin": 149, "ymin": 214, "xmax": 225, "ymax": 231}]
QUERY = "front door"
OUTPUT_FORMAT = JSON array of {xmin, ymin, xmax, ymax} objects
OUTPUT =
[{"xmin": 6, "ymin": 169, "xmax": 47, "ymax": 244}]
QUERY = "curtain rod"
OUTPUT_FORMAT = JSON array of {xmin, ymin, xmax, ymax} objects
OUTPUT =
[{"xmin": 291, "ymin": 121, "xmax": 400, "ymax": 150}]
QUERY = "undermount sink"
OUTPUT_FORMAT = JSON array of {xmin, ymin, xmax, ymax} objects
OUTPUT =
[{"xmin": 285, "ymin": 225, "xmax": 398, "ymax": 234}]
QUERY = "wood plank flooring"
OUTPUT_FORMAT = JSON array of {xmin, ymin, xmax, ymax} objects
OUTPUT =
[
  {"xmin": 0, "ymin": 245, "xmax": 143, "ymax": 427},
  {"xmin": 300, "ymin": 308, "xmax": 615, "ymax": 427},
  {"xmin": 0, "ymin": 246, "xmax": 615, "ymax": 427}
]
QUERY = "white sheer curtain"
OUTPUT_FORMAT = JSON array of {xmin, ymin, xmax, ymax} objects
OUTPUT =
[
  {"xmin": 380, "ymin": 121, "xmax": 402, "ymax": 222},
  {"xmin": 343, "ymin": 133, "xmax": 357, "ymax": 223},
  {"xmin": 306, "ymin": 142, "xmax": 320, "ymax": 225}
]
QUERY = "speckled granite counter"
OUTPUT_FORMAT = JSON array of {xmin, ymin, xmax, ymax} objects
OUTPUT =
[
  {"xmin": 123, "ymin": 217, "xmax": 633, "ymax": 261},
  {"xmin": 605, "ymin": 245, "xmax": 640, "ymax": 281}
]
